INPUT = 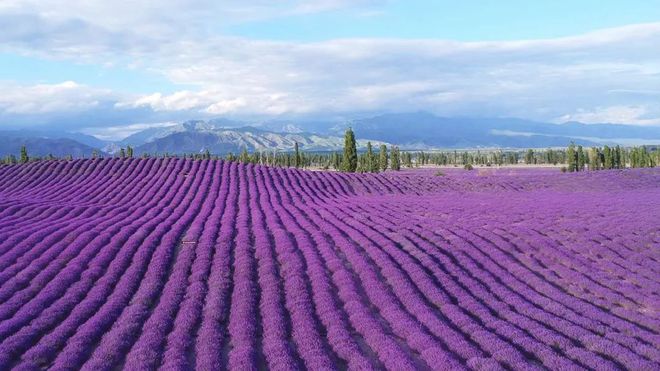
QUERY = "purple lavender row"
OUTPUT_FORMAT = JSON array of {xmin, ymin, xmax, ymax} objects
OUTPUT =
[
  {"xmin": 509, "ymin": 204, "xmax": 658, "ymax": 301},
  {"xmin": 13, "ymin": 157, "xmax": 188, "ymax": 370},
  {"xmin": 0, "ymin": 159, "xmax": 156, "ymax": 303},
  {"xmin": 0, "ymin": 161, "xmax": 155, "ymax": 314},
  {"xmin": 76, "ymin": 159, "xmax": 214, "ymax": 370},
  {"xmin": 0, "ymin": 159, "xmax": 97, "ymax": 232},
  {"xmin": 343, "ymin": 200, "xmax": 545, "ymax": 368},
  {"xmin": 14, "ymin": 159, "xmax": 99, "ymax": 201},
  {"xmin": 268, "ymin": 166, "xmax": 419, "ymax": 370},
  {"xmin": 380, "ymin": 197, "xmax": 657, "ymax": 369},
  {"xmin": 246, "ymin": 164, "xmax": 301, "ymax": 370},
  {"xmin": 0, "ymin": 158, "xmax": 657, "ymax": 370},
  {"xmin": 35, "ymin": 158, "xmax": 120, "ymax": 202},
  {"xmin": 367, "ymin": 201, "xmax": 602, "ymax": 369},
  {"xmin": 281, "ymin": 167, "xmax": 459, "ymax": 369},
  {"xmin": 0, "ymin": 159, "xmax": 140, "ymax": 262},
  {"xmin": 382, "ymin": 201, "xmax": 628, "ymax": 364},
  {"xmin": 500, "ymin": 224, "xmax": 658, "ymax": 332},
  {"xmin": 0, "ymin": 159, "xmax": 127, "ymax": 245},
  {"xmin": 159, "ymin": 160, "xmax": 231, "ymax": 370},
  {"xmin": 444, "ymin": 224, "xmax": 658, "ymax": 368},
  {"xmin": 225, "ymin": 162, "xmax": 260, "ymax": 370},
  {"xmin": 0, "ymin": 160, "xmax": 155, "ymax": 326},
  {"xmin": 466, "ymin": 222, "xmax": 656, "ymax": 367},
  {"xmin": 0, "ymin": 161, "xmax": 79, "ymax": 211},
  {"xmin": 252, "ymin": 164, "xmax": 343, "ymax": 369},
  {"xmin": 318, "ymin": 198, "xmax": 501, "ymax": 368},
  {"xmin": 497, "ymin": 224, "xmax": 660, "ymax": 361},
  {"xmin": 193, "ymin": 160, "xmax": 239, "ymax": 370},
  {"xmin": 119, "ymin": 160, "xmax": 220, "ymax": 370},
  {"xmin": 36, "ymin": 159, "xmax": 200, "ymax": 369},
  {"xmin": 258, "ymin": 165, "xmax": 376, "ymax": 369},
  {"xmin": 1, "ymin": 158, "xmax": 184, "ymax": 368},
  {"xmin": 0, "ymin": 159, "xmax": 68, "ymax": 196}
]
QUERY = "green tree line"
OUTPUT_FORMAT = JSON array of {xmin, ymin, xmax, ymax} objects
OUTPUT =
[{"xmin": 5, "ymin": 140, "xmax": 659, "ymax": 173}]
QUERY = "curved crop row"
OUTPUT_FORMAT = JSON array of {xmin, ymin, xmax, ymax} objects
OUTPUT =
[{"xmin": 0, "ymin": 159, "xmax": 658, "ymax": 370}]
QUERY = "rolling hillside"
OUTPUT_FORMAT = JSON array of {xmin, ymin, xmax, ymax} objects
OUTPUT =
[{"xmin": 0, "ymin": 159, "xmax": 657, "ymax": 369}]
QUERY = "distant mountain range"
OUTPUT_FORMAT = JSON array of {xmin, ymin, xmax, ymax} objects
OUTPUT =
[
  {"xmin": 2, "ymin": 112, "xmax": 660, "ymax": 158},
  {"xmin": 122, "ymin": 120, "xmax": 386, "ymax": 155},
  {"xmin": 0, "ymin": 131, "xmax": 101, "ymax": 158},
  {"xmin": 346, "ymin": 112, "xmax": 660, "ymax": 149}
]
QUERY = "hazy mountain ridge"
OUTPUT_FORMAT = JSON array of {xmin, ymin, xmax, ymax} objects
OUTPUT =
[
  {"xmin": 131, "ymin": 122, "xmax": 387, "ymax": 154},
  {"xmin": 346, "ymin": 112, "xmax": 660, "ymax": 148},
  {"xmin": 0, "ymin": 131, "xmax": 102, "ymax": 158},
  {"xmin": 3, "ymin": 112, "xmax": 660, "ymax": 157}
]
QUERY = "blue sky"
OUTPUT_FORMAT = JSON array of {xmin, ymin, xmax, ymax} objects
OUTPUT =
[
  {"xmin": 1, "ymin": 0, "xmax": 660, "ymax": 139},
  {"xmin": 228, "ymin": 1, "xmax": 660, "ymax": 41},
  {"xmin": 0, "ymin": 53, "xmax": 179, "ymax": 93}
]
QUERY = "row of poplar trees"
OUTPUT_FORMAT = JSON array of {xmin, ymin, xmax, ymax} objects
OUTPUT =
[
  {"xmin": 3, "ymin": 145, "xmax": 31, "ymax": 165},
  {"xmin": 566, "ymin": 142, "xmax": 657, "ymax": 171},
  {"xmin": 341, "ymin": 128, "xmax": 401, "ymax": 173}
]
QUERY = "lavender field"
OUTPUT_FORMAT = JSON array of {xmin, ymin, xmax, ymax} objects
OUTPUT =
[{"xmin": 0, "ymin": 158, "xmax": 658, "ymax": 370}]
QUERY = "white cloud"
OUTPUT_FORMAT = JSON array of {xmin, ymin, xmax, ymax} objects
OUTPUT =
[
  {"xmin": 80, "ymin": 121, "xmax": 179, "ymax": 141},
  {"xmin": 0, "ymin": 81, "xmax": 114, "ymax": 114},
  {"xmin": 0, "ymin": 1, "xmax": 659, "ymax": 126},
  {"xmin": 112, "ymin": 23, "xmax": 660, "ymax": 122},
  {"xmin": 557, "ymin": 105, "xmax": 660, "ymax": 126},
  {"xmin": 0, "ymin": 0, "xmax": 383, "ymax": 37},
  {"xmin": 205, "ymin": 98, "xmax": 248, "ymax": 114},
  {"xmin": 121, "ymin": 91, "xmax": 211, "ymax": 112}
]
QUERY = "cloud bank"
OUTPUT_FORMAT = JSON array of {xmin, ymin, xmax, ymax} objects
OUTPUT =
[{"xmin": 1, "ymin": 1, "xmax": 660, "ymax": 133}]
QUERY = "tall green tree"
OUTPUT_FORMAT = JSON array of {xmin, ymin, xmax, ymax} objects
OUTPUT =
[
  {"xmin": 403, "ymin": 151, "xmax": 413, "ymax": 168},
  {"xmin": 365, "ymin": 142, "xmax": 377, "ymax": 172},
  {"xmin": 127, "ymin": 146, "xmax": 134, "ymax": 158},
  {"xmin": 379, "ymin": 144, "xmax": 388, "ymax": 171},
  {"xmin": 524, "ymin": 149, "xmax": 535, "ymax": 165},
  {"xmin": 239, "ymin": 148, "xmax": 250, "ymax": 163},
  {"xmin": 390, "ymin": 145, "xmax": 401, "ymax": 171},
  {"xmin": 357, "ymin": 153, "xmax": 366, "ymax": 173},
  {"xmin": 19, "ymin": 145, "xmax": 29, "ymax": 164},
  {"xmin": 588, "ymin": 148, "xmax": 600, "ymax": 170},
  {"xmin": 342, "ymin": 128, "xmax": 357, "ymax": 172},
  {"xmin": 614, "ymin": 145, "xmax": 622, "ymax": 169},
  {"xmin": 566, "ymin": 142, "xmax": 577, "ymax": 172},
  {"xmin": 332, "ymin": 151, "xmax": 341, "ymax": 170},
  {"xmin": 631, "ymin": 146, "xmax": 653, "ymax": 168},
  {"xmin": 603, "ymin": 146, "xmax": 613, "ymax": 169},
  {"xmin": 577, "ymin": 145, "xmax": 586, "ymax": 171},
  {"xmin": 294, "ymin": 142, "xmax": 301, "ymax": 168}
]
